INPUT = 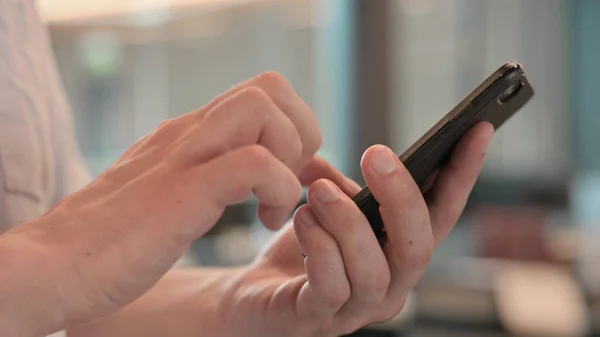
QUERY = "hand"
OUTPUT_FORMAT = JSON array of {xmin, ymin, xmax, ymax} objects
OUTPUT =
[
  {"xmin": 68, "ymin": 123, "xmax": 493, "ymax": 337},
  {"xmin": 223, "ymin": 123, "xmax": 493, "ymax": 336},
  {"xmin": 1, "ymin": 72, "xmax": 324, "ymax": 336}
]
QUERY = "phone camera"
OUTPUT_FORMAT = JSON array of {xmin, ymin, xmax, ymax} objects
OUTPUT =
[{"xmin": 497, "ymin": 80, "xmax": 525, "ymax": 105}]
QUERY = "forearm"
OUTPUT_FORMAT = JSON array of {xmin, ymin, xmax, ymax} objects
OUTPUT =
[
  {"xmin": 0, "ymin": 221, "xmax": 69, "ymax": 337},
  {"xmin": 66, "ymin": 267, "xmax": 241, "ymax": 337}
]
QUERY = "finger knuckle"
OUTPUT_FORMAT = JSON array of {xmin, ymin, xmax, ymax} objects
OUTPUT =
[
  {"xmin": 396, "ymin": 173, "xmax": 423, "ymax": 204},
  {"xmin": 256, "ymin": 70, "xmax": 291, "ymax": 89},
  {"xmin": 315, "ymin": 238, "xmax": 340, "ymax": 259},
  {"xmin": 322, "ymin": 282, "xmax": 351, "ymax": 308},
  {"xmin": 352, "ymin": 284, "xmax": 388, "ymax": 306},
  {"xmin": 157, "ymin": 118, "xmax": 177, "ymax": 132},
  {"xmin": 407, "ymin": 189, "xmax": 425, "ymax": 207},
  {"xmin": 304, "ymin": 127, "xmax": 323, "ymax": 155},
  {"xmin": 255, "ymin": 71, "xmax": 322, "ymax": 156},
  {"xmin": 241, "ymin": 144, "xmax": 273, "ymax": 169},
  {"xmin": 236, "ymin": 86, "xmax": 273, "ymax": 111},
  {"xmin": 275, "ymin": 129, "xmax": 303, "ymax": 170},
  {"xmin": 289, "ymin": 133, "xmax": 304, "ymax": 164},
  {"xmin": 289, "ymin": 179, "xmax": 303, "ymax": 202},
  {"xmin": 365, "ymin": 270, "xmax": 391, "ymax": 299},
  {"xmin": 279, "ymin": 181, "xmax": 303, "ymax": 210}
]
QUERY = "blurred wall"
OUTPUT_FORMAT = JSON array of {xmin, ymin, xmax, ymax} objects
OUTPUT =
[
  {"xmin": 391, "ymin": 0, "xmax": 571, "ymax": 183},
  {"xmin": 48, "ymin": 1, "xmax": 351, "ymax": 176}
]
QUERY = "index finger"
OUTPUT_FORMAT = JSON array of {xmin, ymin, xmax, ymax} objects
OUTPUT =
[{"xmin": 201, "ymin": 72, "xmax": 322, "ymax": 171}]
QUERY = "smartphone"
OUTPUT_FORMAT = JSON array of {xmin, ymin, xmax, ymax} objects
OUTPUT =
[{"xmin": 352, "ymin": 61, "xmax": 534, "ymax": 243}]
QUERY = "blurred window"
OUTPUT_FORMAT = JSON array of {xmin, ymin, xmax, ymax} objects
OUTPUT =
[
  {"xmin": 44, "ymin": 0, "xmax": 352, "ymax": 176},
  {"xmin": 391, "ymin": 0, "xmax": 571, "ymax": 183}
]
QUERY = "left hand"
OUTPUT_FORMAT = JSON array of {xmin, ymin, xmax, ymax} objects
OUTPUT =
[{"xmin": 69, "ymin": 123, "xmax": 493, "ymax": 337}]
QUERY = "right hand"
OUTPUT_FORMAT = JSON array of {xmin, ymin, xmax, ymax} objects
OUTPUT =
[
  {"xmin": 4, "ymin": 72, "xmax": 322, "ymax": 334},
  {"xmin": 66, "ymin": 123, "xmax": 493, "ymax": 337}
]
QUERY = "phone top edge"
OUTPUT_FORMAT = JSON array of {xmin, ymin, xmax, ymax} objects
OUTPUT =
[
  {"xmin": 397, "ymin": 61, "xmax": 527, "ymax": 162},
  {"xmin": 460, "ymin": 61, "xmax": 524, "ymax": 106},
  {"xmin": 353, "ymin": 61, "xmax": 533, "ymax": 241},
  {"xmin": 500, "ymin": 60, "xmax": 523, "ymax": 74}
]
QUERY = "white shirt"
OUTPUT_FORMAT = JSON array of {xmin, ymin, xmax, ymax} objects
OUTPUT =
[
  {"xmin": 0, "ymin": 0, "xmax": 90, "ymax": 231},
  {"xmin": 1, "ymin": 0, "xmax": 91, "ymax": 335}
]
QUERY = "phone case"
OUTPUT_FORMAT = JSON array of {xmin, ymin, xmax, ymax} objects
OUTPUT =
[{"xmin": 352, "ymin": 61, "xmax": 535, "ymax": 244}]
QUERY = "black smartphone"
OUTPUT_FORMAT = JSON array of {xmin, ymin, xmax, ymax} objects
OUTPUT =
[{"xmin": 352, "ymin": 61, "xmax": 534, "ymax": 243}]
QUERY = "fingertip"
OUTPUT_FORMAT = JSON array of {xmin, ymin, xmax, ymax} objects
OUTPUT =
[
  {"xmin": 451, "ymin": 122, "xmax": 494, "ymax": 165},
  {"xmin": 259, "ymin": 204, "xmax": 294, "ymax": 231},
  {"xmin": 480, "ymin": 120, "xmax": 495, "ymax": 132},
  {"xmin": 360, "ymin": 145, "xmax": 402, "ymax": 178},
  {"xmin": 291, "ymin": 205, "xmax": 316, "ymax": 259},
  {"xmin": 360, "ymin": 144, "xmax": 382, "ymax": 172},
  {"xmin": 308, "ymin": 179, "xmax": 342, "ymax": 205},
  {"xmin": 426, "ymin": 123, "xmax": 495, "ymax": 245},
  {"xmin": 471, "ymin": 122, "xmax": 494, "ymax": 147},
  {"xmin": 293, "ymin": 204, "xmax": 319, "ymax": 231}
]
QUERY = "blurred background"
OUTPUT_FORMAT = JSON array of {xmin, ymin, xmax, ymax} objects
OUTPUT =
[{"xmin": 40, "ymin": 0, "xmax": 600, "ymax": 336}]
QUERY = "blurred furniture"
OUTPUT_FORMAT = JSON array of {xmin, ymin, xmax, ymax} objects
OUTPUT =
[
  {"xmin": 418, "ymin": 257, "xmax": 588, "ymax": 337},
  {"xmin": 495, "ymin": 262, "xmax": 588, "ymax": 337},
  {"xmin": 473, "ymin": 205, "xmax": 557, "ymax": 262},
  {"xmin": 417, "ymin": 257, "xmax": 500, "ymax": 328}
]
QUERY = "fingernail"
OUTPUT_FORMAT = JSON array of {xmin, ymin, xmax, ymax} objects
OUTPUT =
[
  {"xmin": 296, "ymin": 208, "xmax": 318, "ymax": 227},
  {"xmin": 371, "ymin": 146, "xmax": 398, "ymax": 175},
  {"xmin": 313, "ymin": 180, "xmax": 340, "ymax": 203}
]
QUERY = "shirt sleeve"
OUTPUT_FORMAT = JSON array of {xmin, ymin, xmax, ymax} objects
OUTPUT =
[{"xmin": 0, "ymin": 154, "xmax": 9, "ymax": 231}]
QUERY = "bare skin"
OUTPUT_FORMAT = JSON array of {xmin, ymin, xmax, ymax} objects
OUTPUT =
[{"xmin": 0, "ymin": 72, "xmax": 493, "ymax": 337}]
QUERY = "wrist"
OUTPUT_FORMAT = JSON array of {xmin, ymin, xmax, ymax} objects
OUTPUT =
[
  {"xmin": 151, "ymin": 267, "xmax": 248, "ymax": 336},
  {"xmin": 66, "ymin": 267, "xmax": 247, "ymax": 337},
  {"xmin": 0, "ymin": 217, "xmax": 70, "ymax": 337}
]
